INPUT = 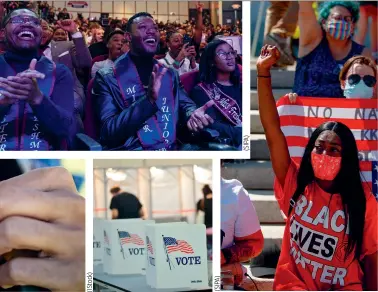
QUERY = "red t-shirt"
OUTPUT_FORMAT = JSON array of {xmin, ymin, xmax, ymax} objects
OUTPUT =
[{"xmin": 273, "ymin": 160, "xmax": 378, "ymax": 291}]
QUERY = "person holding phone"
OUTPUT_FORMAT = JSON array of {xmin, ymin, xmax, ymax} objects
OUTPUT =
[{"xmin": 158, "ymin": 31, "xmax": 198, "ymax": 75}]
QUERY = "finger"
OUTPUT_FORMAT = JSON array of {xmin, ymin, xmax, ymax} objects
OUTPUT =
[
  {"xmin": 191, "ymin": 119, "xmax": 200, "ymax": 131},
  {"xmin": 197, "ymin": 114, "xmax": 208, "ymax": 127},
  {"xmin": 29, "ymin": 59, "xmax": 37, "ymax": 71},
  {"xmin": 2, "ymin": 167, "xmax": 77, "ymax": 193},
  {"xmin": 7, "ymin": 76, "xmax": 32, "ymax": 84},
  {"xmin": 152, "ymin": 64, "xmax": 159, "ymax": 75},
  {"xmin": 201, "ymin": 99, "xmax": 215, "ymax": 111},
  {"xmin": 0, "ymin": 216, "xmax": 84, "ymax": 257},
  {"xmin": 187, "ymin": 120, "xmax": 193, "ymax": 131},
  {"xmin": 155, "ymin": 67, "xmax": 168, "ymax": 84},
  {"xmin": 0, "ymin": 188, "xmax": 84, "ymax": 226},
  {"xmin": 204, "ymin": 113, "xmax": 214, "ymax": 124},
  {"xmin": 192, "ymin": 115, "xmax": 204, "ymax": 129},
  {"xmin": 0, "ymin": 82, "xmax": 29, "ymax": 96},
  {"xmin": 183, "ymin": 43, "xmax": 189, "ymax": 48},
  {"xmin": 0, "ymin": 258, "xmax": 84, "ymax": 290},
  {"xmin": 0, "ymin": 87, "xmax": 27, "ymax": 100},
  {"xmin": 1, "ymin": 79, "xmax": 32, "ymax": 91},
  {"xmin": 17, "ymin": 72, "xmax": 45, "ymax": 79},
  {"xmin": 189, "ymin": 119, "xmax": 199, "ymax": 131},
  {"xmin": 150, "ymin": 71, "xmax": 156, "ymax": 88}
]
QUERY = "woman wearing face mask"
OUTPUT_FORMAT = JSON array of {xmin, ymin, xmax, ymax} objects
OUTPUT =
[
  {"xmin": 293, "ymin": 1, "xmax": 373, "ymax": 98},
  {"xmin": 190, "ymin": 40, "xmax": 242, "ymax": 148},
  {"xmin": 257, "ymin": 46, "xmax": 377, "ymax": 290},
  {"xmin": 287, "ymin": 55, "xmax": 377, "ymax": 102},
  {"xmin": 339, "ymin": 55, "xmax": 377, "ymax": 99}
]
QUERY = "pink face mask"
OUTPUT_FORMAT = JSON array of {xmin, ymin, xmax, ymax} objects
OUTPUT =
[{"xmin": 311, "ymin": 152, "xmax": 341, "ymax": 181}]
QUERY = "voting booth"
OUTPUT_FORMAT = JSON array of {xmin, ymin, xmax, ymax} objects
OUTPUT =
[
  {"xmin": 102, "ymin": 219, "xmax": 155, "ymax": 275},
  {"xmin": 93, "ymin": 218, "xmax": 105, "ymax": 266},
  {"xmin": 145, "ymin": 223, "xmax": 208, "ymax": 289}
]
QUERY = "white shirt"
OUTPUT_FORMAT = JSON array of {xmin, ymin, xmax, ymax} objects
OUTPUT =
[
  {"xmin": 43, "ymin": 43, "xmax": 52, "ymax": 61},
  {"xmin": 91, "ymin": 59, "xmax": 114, "ymax": 78},
  {"xmin": 158, "ymin": 52, "xmax": 199, "ymax": 76},
  {"xmin": 43, "ymin": 31, "xmax": 83, "ymax": 61},
  {"xmin": 221, "ymin": 178, "xmax": 261, "ymax": 249}
]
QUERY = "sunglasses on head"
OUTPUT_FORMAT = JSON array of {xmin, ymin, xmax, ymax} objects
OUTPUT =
[{"xmin": 347, "ymin": 74, "xmax": 376, "ymax": 88}]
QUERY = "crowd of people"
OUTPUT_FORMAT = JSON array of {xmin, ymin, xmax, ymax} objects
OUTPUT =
[{"xmin": 0, "ymin": 1, "xmax": 243, "ymax": 151}]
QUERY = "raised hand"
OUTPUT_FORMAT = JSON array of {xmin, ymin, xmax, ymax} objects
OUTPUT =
[
  {"xmin": 187, "ymin": 100, "xmax": 215, "ymax": 132},
  {"xmin": 256, "ymin": 45, "xmax": 280, "ymax": 72},
  {"xmin": 0, "ymin": 167, "xmax": 85, "ymax": 291},
  {"xmin": 148, "ymin": 64, "xmax": 168, "ymax": 103},
  {"xmin": 196, "ymin": 2, "xmax": 204, "ymax": 12},
  {"xmin": 57, "ymin": 19, "xmax": 78, "ymax": 34}
]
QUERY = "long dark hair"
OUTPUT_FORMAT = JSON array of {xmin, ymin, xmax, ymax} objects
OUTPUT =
[
  {"xmin": 199, "ymin": 39, "xmax": 240, "ymax": 85},
  {"xmin": 288, "ymin": 121, "xmax": 366, "ymax": 261}
]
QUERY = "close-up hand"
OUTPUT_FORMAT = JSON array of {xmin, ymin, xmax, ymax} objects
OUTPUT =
[
  {"xmin": 178, "ymin": 43, "xmax": 190, "ymax": 60},
  {"xmin": 0, "ymin": 59, "xmax": 44, "ymax": 105},
  {"xmin": 0, "ymin": 167, "xmax": 85, "ymax": 291},
  {"xmin": 148, "ymin": 64, "xmax": 168, "ymax": 103},
  {"xmin": 256, "ymin": 45, "xmax": 280, "ymax": 72},
  {"xmin": 187, "ymin": 100, "xmax": 215, "ymax": 132}
]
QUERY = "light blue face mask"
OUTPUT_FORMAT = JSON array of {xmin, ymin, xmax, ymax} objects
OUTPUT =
[{"xmin": 343, "ymin": 80, "xmax": 373, "ymax": 99}]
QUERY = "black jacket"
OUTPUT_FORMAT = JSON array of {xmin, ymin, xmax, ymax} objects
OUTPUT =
[{"xmin": 92, "ymin": 62, "xmax": 197, "ymax": 150}]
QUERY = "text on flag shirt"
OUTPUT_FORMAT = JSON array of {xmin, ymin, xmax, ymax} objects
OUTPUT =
[{"xmin": 276, "ymin": 96, "xmax": 378, "ymax": 199}]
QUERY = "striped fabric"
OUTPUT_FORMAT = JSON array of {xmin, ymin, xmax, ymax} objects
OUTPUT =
[{"xmin": 276, "ymin": 96, "xmax": 377, "ymax": 199}]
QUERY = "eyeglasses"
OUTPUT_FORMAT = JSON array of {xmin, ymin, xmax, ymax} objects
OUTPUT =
[
  {"xmin": 347, "ymin": 74, "xmax": 376, "ymax": 87},
  {"xmin": 329, "ymin": 14, "xmax": 353, "ymax": 23},
  {"xmin": 6, "ymin": 16, "xmax": 41, "ymax": 26},
  {"xmin": 216, "ymin": 50, "xmax": 237, "ymax": 60}
]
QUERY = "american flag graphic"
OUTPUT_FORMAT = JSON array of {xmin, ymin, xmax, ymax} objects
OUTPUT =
[
  {"xmin": 146, "ymin": 236, "xmax": 154, "ymax": 254},
  {"xmin": 163, "ymin": 237, "xmax": 194, "ymax": 254},
  {"xmin": 104, "ymin": 230, "xmax": 109, "ymax": 245},
  {"xmin": 118, "ymin": 231, "xmax": 144, "ymax": 246},
  {"xmin": 277, "ymin": 97, "xmax": 377, "ymax": 199}
]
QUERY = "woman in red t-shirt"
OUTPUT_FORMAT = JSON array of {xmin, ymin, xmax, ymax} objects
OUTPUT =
[{"xmin": 256, "ymin": 45, "xmax": 377, "ymax": 291}]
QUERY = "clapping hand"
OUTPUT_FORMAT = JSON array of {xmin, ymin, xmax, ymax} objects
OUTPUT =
[
  {"xmin": 0, "ymin": 59, "xmax": 45, "ymax": 105},
  {"xmin": 148, "ymin": 64, "xmax": 168, "ymax": 103}
]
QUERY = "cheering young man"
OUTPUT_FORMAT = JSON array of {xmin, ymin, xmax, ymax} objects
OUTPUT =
[
  {"xmin": 0, "ymin": 8, "xmax": 74, "ymax": 150},
  {"xmin": 93, "ymin": 12, "xmax": 214, "ymax": 151}
]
